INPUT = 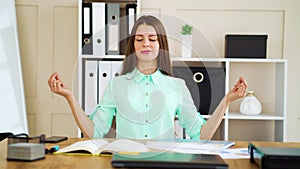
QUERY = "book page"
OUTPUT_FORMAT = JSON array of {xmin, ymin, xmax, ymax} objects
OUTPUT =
[
  {"xmin": 56, "ymin": 139, "xmax": 109, "ymax": 155},
  {"xmin": 103, "ymin": 139, "xmax": 149, "ymax": 153}
]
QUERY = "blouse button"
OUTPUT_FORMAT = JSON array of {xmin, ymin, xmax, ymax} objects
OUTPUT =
[
  {"xmin": 146, "ymin": 93, "xmax": 149, "ymax": 96},
  {"xmin": 146, "ymin": 82, "xmax": 149, "ymax": 85},
  {"xmin": 145, "ymin": 134, "xmax": 148, "ymax": 138}
]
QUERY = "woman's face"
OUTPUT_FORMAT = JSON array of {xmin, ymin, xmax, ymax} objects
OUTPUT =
[{"xmin": 134, "ymin": 24, "xmax": 160, "ymax": 64}]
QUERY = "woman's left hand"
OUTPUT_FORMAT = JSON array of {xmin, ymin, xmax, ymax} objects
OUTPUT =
[{"xmin": 225, "ymin": 76, "xmax": 248, "ymax": 104}]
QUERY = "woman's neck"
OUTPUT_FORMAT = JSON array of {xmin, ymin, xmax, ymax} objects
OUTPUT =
[{"xmin": 137, "ymin": 62, "xmax": 158, "ymax": 75}]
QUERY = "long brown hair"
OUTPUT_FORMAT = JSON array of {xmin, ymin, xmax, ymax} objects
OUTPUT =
[{"xmin": 121, "ymin": 15, "xmax": 173, "ymax": 76}]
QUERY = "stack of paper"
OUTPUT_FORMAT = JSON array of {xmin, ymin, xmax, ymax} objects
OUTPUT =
[
  {"xmin": 146, "ymin": 139, "xmax": 251, "ymax": 159},
  {"xmin": 146, "ymin": 139, "xmax": 235, "ymax": 154}
]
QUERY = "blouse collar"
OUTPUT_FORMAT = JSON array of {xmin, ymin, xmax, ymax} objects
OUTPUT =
[{"xmin": 129, "ymin": 68, "xmax": 163, "ymax": 84}]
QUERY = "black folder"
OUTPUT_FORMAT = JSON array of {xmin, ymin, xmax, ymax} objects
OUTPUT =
[
  {"xmin": 111, "ymin": 152, "xmax": 228, "ymax": 169},
  {"xmin": 82, "ymin": 2, "xmax": 93, "ymax": 55},
  {"xmin": 249, "ymin": 143, "xmax": 300, "ymax": 169}
]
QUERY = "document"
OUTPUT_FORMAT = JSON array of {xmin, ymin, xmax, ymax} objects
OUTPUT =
[
  {"xmin": 146, "ymin": 139, "xmax": 251, "ymax": 159},
  {"xmin": 218, "ymin": 148, "xmax": 250, "ymax": 159},
  {"xmin": 147, "ymin": 139, "xmax": 235, "ymax": 154},
  {"xmin": 55, "ymin": 139, "xmax": 149, "ymax": 155}
]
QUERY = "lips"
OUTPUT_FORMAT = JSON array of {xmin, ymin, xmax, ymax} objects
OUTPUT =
[{"xmin": 141, "ymin": 50, "xmax": 151, "ymax": 54}]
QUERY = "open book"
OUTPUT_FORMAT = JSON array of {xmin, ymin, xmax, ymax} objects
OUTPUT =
[
  {"xmin": 55, "ymin": 139, "xmax": 149, "ymax": 155},
  {"xmin": 146, "ymin": 139, "xmax": 235, "ymax": 154}
]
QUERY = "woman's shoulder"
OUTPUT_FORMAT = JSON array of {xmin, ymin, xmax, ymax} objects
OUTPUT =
[
  {"xmin": 160, "ymin": 75, "xmax": 187, "ymax": 89},
  {"xmin": 110, "ymin": 74, "xmax": 128, "ymax": 82},
  {"xmin": 165, "ymin": 75, "xmax": 186, "ymax": 83}
]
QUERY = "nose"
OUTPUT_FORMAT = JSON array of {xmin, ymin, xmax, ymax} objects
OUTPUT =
[{"xmin": 142, "ymin": 38, "xmax": 150, "ymax": 47}]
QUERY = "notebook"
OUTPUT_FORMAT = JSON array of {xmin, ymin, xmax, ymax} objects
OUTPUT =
[{"xmin": 111, "ymin": 152, "xmax": 228, "ymax": 169}]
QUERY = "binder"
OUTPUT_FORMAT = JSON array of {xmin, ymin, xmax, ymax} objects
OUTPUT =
[
  {"xmin": 119, "ymin": 4, "xmax": 137, "ymax": 54},
  {"xmin": 84, "ymin": 60, "xmax": 98, "ymax": 115},
  {"xmin": 98, "ymin": 61, "xmax": 112, "ymax": 101},
  {"xmin": 82, "ymin": 3, "xmax": 93, "ymax": 55},
  {"xmin": 92, "ymin": 2, "xmax": 105, "ymax": 56},
  {"xmin": 126, "ymin": 4, "xmax": 137, "ymax": 35},
  {"xmin": 111, "ymin": 61, "xmax": 123, "ymax": 78},
  {"xmin": 112, "ymin": 152, "xmax": 228, "ymax": 169},
  {"xmin": 249, "ymin": 143, "xmax": 300, "ymax": 169},
  {"xmin": 105, "ymin": 3, "xmax": 120, "ymax": 55}
]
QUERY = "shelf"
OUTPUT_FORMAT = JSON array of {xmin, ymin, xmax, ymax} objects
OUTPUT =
[
  {"xmin": 171, "ymin": 57, "xmax": 225, "ymax": 62},
  {"xmin": 202, "ymin": 115, "xmax": 212, "ymax": 119},
  {"xmin": 202, "ymin": 113, "xmax": 284, "ymax": 120},
  {"xmin": 224, "ymin": 58, "xmax": 286, "ymax": 63},
  {"xmin": 80, "ymin": 55, "xmax": 126, "ymax": 59},
  {"xmin": 80, "ymin": 56, "xmax": 287, "ymax": 64},
  {"xmin": 202, "ymin": 115, "xmax": 231, "ymax": 120},
  {"xmin": 226, "ymin": 112, "xmax": 284, "ymax": 120},
  {"xmin": 171, "ymin": 57, "xmax": 287, "ymax": 63}
]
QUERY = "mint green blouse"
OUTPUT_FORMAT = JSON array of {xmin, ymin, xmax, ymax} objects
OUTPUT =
[{"xmin": 89, "ymin": 68, "xmax": 206, "ymax": 140}]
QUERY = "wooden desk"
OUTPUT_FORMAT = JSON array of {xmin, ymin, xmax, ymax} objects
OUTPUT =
[{"xmin": 1, "ymin": 138, "xmax": 300, "ymax": 169}]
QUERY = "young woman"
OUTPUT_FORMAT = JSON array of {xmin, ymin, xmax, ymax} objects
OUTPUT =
[{"xmin": 48, "ymin": 15, "xmax": 247, "ymax": 140}]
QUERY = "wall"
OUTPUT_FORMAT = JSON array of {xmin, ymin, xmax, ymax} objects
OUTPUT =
[
  {"xmin": 15, "ymin": 0, "xmax": 300, "ymax": 141},
  {"xmin": 15, "ymin": 0, "xmax": 78, "ymax": 137}
]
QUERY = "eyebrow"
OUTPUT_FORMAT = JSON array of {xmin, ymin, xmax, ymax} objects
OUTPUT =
[{"xmin": 135, "ymin": 34, "xmax": 157, "ymax": 37}]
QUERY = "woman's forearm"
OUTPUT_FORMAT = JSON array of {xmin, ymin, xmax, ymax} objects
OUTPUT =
[
  {"xmin": 200, "ymin": 96, "xmax": 229, "ymax": 140},
  {"xmin": 200, "ymin": 77, "xmax": 247, "ymax": 140},
  {"xmin": 66, "ymin": 95, "xmax": 94, "ymax": 138}
]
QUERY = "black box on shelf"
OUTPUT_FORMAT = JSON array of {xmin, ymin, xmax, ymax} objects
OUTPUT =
[
  {"xmin": 173, "ymin": 65, "xmax": 226, "ymax": 115},
  {"xmin": 225, "ymin": 34, "xmax": 268, "ymax": 59}
]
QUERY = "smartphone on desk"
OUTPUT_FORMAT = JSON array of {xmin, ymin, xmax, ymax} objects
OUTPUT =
[{"xmin": 45, "ymin": 136, "xmax": 68, "ymax": 143}]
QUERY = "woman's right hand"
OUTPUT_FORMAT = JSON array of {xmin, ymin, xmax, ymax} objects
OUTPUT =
[{"xmin": 48, "ymin": 72, "xmax": 72, "ymax": 99}]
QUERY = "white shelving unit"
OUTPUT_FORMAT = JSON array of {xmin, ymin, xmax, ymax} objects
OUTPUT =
[
  {"xmin": 78, "ymin": 0, "xmax": 139, "ymax": 105},
  {"xmin": 78, "ymin": 1, "xmax": 287, "ymax": 141},
  {"xmin": 78, "ymin": 0, "xmax": 139, "ymax": 137},
  {"xmin": 171, "ymin": 57, "xmax": 287, "ymax": 141}
]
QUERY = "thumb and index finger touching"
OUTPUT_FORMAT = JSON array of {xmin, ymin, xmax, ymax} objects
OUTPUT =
[
  {"xmin": 48, "ymin": 72, "xmax": 65, "ymax": 91},
  {"xmin": 234, "ymin": 76, "xmax": 248, "ymax": 89}
]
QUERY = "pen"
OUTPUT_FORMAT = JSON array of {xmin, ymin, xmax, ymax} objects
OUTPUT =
[{"xmin": 45, "ymin": 145, "xmax": 60, "ymax": 154}]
